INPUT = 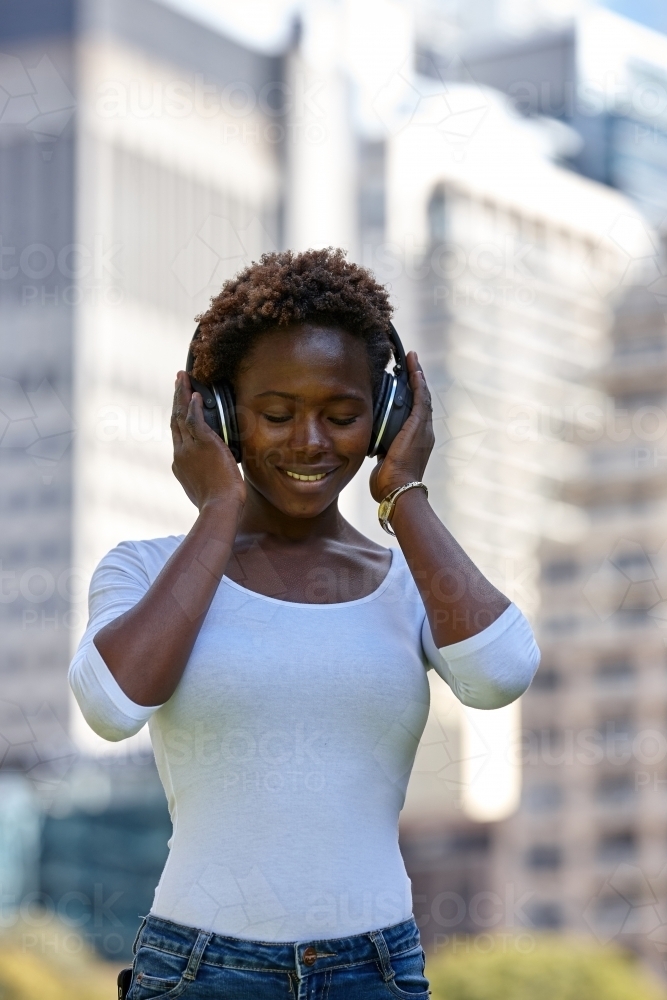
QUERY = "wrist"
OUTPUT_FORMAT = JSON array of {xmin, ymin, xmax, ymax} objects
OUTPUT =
[
  {"xmin": 200, "ymin": 491, "xmax": 245, "ymax": 517},
  {"xmin": 378, "ymin": 481, "xmax": 428, "ymax": 535}
]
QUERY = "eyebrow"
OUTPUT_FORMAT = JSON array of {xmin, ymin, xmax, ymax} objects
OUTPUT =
[{"xmin": 254, "ymin": 391, "xmax": 367, "ymax": 403}]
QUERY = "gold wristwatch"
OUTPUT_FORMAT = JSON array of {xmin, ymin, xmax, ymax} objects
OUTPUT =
[{"xmin": 378, "ymin": 481, "xmax": 428, "ymax": 536}]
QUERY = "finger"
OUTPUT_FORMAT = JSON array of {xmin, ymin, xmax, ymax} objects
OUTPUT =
[
  {"xmin": 406, "ymin": 352, "xmax": 432, "ymax": 414},
  {"xmin": 183, "ymin": 390, "xmax": 207, "ymax": 440},
  {"xmin": 173, "ymin": 371, "xmax": 194, "ymax": 432},
  {"xmin": 170, "ymin": 374, "xmax": 184, "ymax": 446}
]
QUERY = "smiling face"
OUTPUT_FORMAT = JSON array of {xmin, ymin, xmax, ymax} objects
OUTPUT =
[{"xmin": 234, "ymin": 324, "xmax": 375, "ymax": 518}]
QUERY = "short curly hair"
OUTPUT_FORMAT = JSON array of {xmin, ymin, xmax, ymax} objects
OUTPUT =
[{"xmin": 192, "ymin": 248, "xmax": 393, "ymax": 401}]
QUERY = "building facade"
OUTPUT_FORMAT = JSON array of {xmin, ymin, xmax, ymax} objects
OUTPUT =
[
  {"xmin": 0, "ymin": 0, "xmax": 283, "ymax": 759},
  {"xmin": 495, "ymin": 282, "xmax": 667, "ymax": 975},
  {"xmin": 435, "ymin": 8, "xmax": 667, "ymax": 229}
]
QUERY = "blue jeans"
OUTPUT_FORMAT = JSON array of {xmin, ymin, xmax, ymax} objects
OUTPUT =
[{"xmin": 128, "ymin": 913, "xmax": 430, "ymax": 998}]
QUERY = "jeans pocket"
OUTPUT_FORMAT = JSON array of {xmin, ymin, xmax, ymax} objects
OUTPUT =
[
  {"xmin": 129, "ymin": 946, "xmax": 190, "ymax": 1000},
  {"xmin": 384, "ymin": 945, "xmax": 430, "ymax": 998}
]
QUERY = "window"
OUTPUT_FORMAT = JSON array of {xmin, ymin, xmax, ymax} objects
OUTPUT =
[
  {"xmin": 600, "ymin": 716, "xmax": 635, "ymax": 742},
  {"xmin": 428, "ymin": 186, "xmax": 447, "ymax": 245},
  {"xmin": 523, "ymin": 783, "xmax": 563, "ymax": 813},
  {"xmin": 526, "ymin": 845, "xmax": 562, "ymax": 870},
  {"xmin": 597, "ymin": 831, "xmax": 636, "ymax": 862},
  {"xmin": 543, "ymin": 615, "xmax": 578, "ymax": 635},
  {"xmin": 612, "ymin": 550, "xmax": 653, "ymax": 576},
  {"xmin": 542, "ymin": 559, "xmax": 578, "ymax": 583},
  {"xmin": 596, "ymin": 658, "xmax": 635, "ymax": 686},
  {"xmin": 593, "ymin": 895, "xmax": 635, "ymax": 928},
  {"xmin": 530, "ymin": 667, "xmax": 561, "ymax": 692},
  {"xmin": 596, "ymin": 773, "xmax": 636, "ymax": 804},
  {"xmin": 528, "ymin": 902, "xmax": 563, "ymax": 929}
]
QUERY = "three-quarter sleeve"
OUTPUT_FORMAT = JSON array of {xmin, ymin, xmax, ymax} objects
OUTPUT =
[
  {"xmin": 69, "ymin": 541, "xmax": 164, "ymax": 742},
  {"xmin": 421, "ymin": 603, "xmax": 540, "ymax": 709}
]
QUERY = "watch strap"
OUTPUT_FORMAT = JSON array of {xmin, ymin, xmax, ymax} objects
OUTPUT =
[{"xmin": 378, "ymin": 481, "xmax": 428, "ymax": 536}]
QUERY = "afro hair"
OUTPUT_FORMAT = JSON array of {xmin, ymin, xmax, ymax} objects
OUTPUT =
[{"xmin": 192, "ymin": 247, "xmax": 394, "ymax": 401}]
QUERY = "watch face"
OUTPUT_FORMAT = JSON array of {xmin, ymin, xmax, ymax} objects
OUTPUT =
[{"xmin": 378, "ymin": 499, "xmax": 392, "ymax": 522}]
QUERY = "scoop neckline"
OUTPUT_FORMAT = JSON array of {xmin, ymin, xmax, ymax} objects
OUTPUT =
[{"xmin": 220, "ymin": 547, "xmax": 399, "ymax": 609}]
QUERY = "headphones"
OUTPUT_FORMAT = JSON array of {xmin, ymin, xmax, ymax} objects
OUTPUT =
[{"xmin": 185, "ymin": 321, "xmax": 413, "ymax": 462}]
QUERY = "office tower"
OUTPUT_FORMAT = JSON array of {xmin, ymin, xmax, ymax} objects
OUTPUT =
[
  {"xmin": 404, "ymin": 4, "xmax": 667, "ymax": 968},
  {"xmin": 383, "ymin": 82, "xmax": 654, "ymax": 943},
  {"xmin": 0, "ymin": 0, "xmax": 283, "ymax": 759},
  {"xmin": 432, "ymin": 7, "xmax": 667, "ymax": 228},
  {"xmin": 494, "ymin": 280, "xmax": 667, "ymax": 973}
]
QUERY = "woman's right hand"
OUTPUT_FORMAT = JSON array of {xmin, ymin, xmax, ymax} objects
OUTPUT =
[{"xmin": 171, "ymin": 371, "xmax": 246, "ymax": 510}]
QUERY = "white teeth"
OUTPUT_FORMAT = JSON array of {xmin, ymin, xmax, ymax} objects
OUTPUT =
[{"xmin": 284, "ymin": 470, "xmax": 327, "ymax": 481}]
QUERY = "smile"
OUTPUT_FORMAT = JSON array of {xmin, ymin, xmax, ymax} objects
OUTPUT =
[{"xmin": 284, "ymin": 470, "xmax": 328, "ymax": 482}]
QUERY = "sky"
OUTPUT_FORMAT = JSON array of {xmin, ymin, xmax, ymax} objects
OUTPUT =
[
  {"xmin": 158, "ymin": 0, "xmax": 667, "ymax": 55},
  {"xmin": 602, "ymin": 0, "xmax": 667, "ymax": 32},
  {"xmin": 158, "ymin": 0, "xmax": 297, "ymax": 51}
]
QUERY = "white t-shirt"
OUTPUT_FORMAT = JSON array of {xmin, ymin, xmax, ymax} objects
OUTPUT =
[{"xmin": 69, "ymin": 535, "xmax": 540, "ymax": 941}]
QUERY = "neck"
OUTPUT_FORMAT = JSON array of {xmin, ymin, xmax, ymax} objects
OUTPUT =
[{"xmin": 237, "ymin": 481, "xmax": 348, "ymax": 544}]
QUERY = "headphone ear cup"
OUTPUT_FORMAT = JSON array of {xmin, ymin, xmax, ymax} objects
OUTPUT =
[
  {"xmin": 214, "ymin": 380, "xmax": 241, "ymax": 463},
  {"xmin": 369, "ymin": 372, "xmax": 413, "ymax": 458},
  {"xmin": 369, "ymin": 373, "xmax": 394, "ymax": 457},
  {"xmin": 188, "ymin": 375, "xmax": 222, "ymax": 437}
]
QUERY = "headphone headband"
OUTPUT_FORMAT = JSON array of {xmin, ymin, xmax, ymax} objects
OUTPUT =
[{"xmin": 386, "ymin": 320, "xmax": 408, "ymax": 375}]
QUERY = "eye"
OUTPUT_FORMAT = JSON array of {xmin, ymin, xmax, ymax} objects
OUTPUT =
[
  {"xmin": 263, "ymin": 413, "xmax": 291, "ymax": 423},
  {"xmin": 328, "ymin": 416, "xmax": 358, "ymax": 426}
]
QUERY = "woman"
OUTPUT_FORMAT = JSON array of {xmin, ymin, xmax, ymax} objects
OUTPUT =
[{"xmin": 70, "ymin": 248, "xmax": 539, "ymax": 999}]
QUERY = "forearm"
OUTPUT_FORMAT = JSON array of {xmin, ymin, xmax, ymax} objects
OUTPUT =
[
  {"xmin": 93, "ymin": 497, "xmax": 243, "ymax": 705},
  {"xmin": 391, "ymin": 488, "xmax": 510, "ymax": 646}
]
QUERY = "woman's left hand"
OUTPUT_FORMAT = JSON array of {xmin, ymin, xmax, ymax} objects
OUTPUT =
[{"xmin": 370, "ymin": 351, "xmax": 435, "ymax": 502}]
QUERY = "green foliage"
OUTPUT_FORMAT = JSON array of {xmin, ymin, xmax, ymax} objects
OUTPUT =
[{"xmin": 426, "ymin": 935, "xmax": 666, "ymax": 1000}]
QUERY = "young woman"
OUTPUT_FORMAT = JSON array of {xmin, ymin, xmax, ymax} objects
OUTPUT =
[{"xmin": 70, "ymin": 249, "xmax": 540, "ymax": 999}]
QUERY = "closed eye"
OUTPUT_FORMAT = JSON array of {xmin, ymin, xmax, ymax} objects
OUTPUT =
[
  {"xmin": 329, "ymin": 416, "xmax": 357, "ymax": 425},
  {"xmin": 263, "ymin": 414, "xmax": 291, "ymax": 423}
]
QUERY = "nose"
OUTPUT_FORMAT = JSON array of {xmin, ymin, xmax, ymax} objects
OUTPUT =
[{"xmin": 287, "ymin": 409, "xmax": 330, "ymax": 456}]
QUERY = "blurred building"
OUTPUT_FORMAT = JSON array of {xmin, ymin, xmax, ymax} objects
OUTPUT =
[
  {"xmin": 435, "ymin": 7, "xmax": 667, "ymax": 229},
  {"xmin": 385, "ymin": 84, "xmax": 650, "ymax": 820},
  {"xmin": 40, "ymin": 755, "xmax": 171, "ymax": 960},
  {"xmin": 0, "ymin": 0, "xmax": 284, "ymax": 955},
  {"xmin": 5, "ymin": 0, "xmax": 667, "ymax": 968},
  {"xmin": 0, "ymin": 0, "xmax": 282, "ymax": 757},
  {"xmin": 367, "ymin": 76, "xmax": 658, "ymax": 945},
  {"xmin": 494, "ymin": 283, "xmax": 667, "ymax": 974}
]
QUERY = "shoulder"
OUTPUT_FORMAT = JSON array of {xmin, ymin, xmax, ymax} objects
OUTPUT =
[{"xmin": 93, "ymin": 534, "xmax": 185, "ymax": 586}]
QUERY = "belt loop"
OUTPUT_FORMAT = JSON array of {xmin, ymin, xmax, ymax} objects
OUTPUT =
[
  {"xmin": 183, "ymin": 930, "xmax": 212, "ymax": 981},
  {"xmin": 131, "ymin": 915, "xmax": 148, "ymax": 957},
  {"xmin": 369, "ymin": 930, "xmax": 394, "ymax": 984}
]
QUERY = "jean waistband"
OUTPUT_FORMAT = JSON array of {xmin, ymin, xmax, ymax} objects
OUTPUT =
[{"xmin": 135, "ymin": 913, "xmax": 422, "ymax": 975}]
